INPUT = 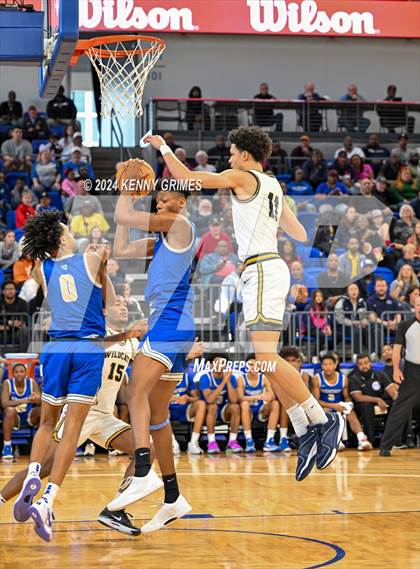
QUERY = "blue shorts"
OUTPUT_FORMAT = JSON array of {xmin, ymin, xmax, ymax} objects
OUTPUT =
[
  {"xmin": 217, "ymin": 403, "xmax": 230, "ymax": 423},
  {"xmin": 40, "ymin": 339, "xmax": 105, "ymax": 406},
  {"xmin": 250, "ymin": 401, "xmax": 267, "ymax": 422},
  {"xmin": 14, "ymin": 410, "xmax": 31, "ymax": 429},
  {"xmin": 140, "ymin": 307, "xmax": 195, "ymax": 378},
  {"xmin": 169, "ymin": 403, "xmax": 192, "ymax": 423}
]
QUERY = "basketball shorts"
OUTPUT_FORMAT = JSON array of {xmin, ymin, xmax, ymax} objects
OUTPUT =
[
  {"xmin": 53, "ymin": 405, "xmax": 131, "ymax": 449},
  {"xmin": 40, "ymin": 339, "xmax": 105, "ymax": 406},
  {"xmin": 250, "ymin": 401, "xmax": 268, "ymax": 422},
  {"xmin": 13, "ymin": 410, "xmax": 32, "ymax": 430},
  {"xmin": 140, "ymin": 307, "xmax": 195, "ymax": 380},
  {"xmin": 241, "ymin": 255, "xmax": 290, "ymax": 331},
  {"xmin": 217, "ymin": 403, "xmax": 230, "ymax": 423},
  {"xmin": 169, "ymin": 403, "xmax": 193, "ymax": 423}
]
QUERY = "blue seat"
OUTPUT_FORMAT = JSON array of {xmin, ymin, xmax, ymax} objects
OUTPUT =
[
  {"xmin": 14, "ymin": 228, "xmax": 25, "ymax": 242},
  {"xmin": 32, "ymin": 139, "xmax": 49, "ymax": 154},
  {"xmin": 49, "ymin": 190, "xmax": 63, "ymax": 211},
  {"xmin": 5, "ymin": 172, "xmax": 31, "ymax": 188},
  {"xmin": 6, "ymin": 210, "xmax": 16, "ymax": 229},
  {"xmin": 52, "ymin": 124, "xmax": 65, "ymax": 137},
  {"xmin": 0, "ymin": 269, "xmax": 4, "ymax": 288},
  {"xmin": 276, "ymin": 174, "xmax": 291, "ymax": 183},
  {"xmin": 11, "ymin": 427, "xmax": 33, "ymax": 447},
  {"xmin": 373, "ymin": 267, "xmax": 395, "ymax": 289}
]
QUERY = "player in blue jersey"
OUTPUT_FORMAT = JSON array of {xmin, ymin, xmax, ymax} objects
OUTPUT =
[
  {"xmin": 237, "ymin": 355, "xmax": 283, "ymax": 453},
  {"xmin": 312, "ymin": 353, "xmax": 372, "ymax": 451},
  {"xmin": 198, "ymin": 354, "xmax": 241, "ymax": 454},
  {"xmin": 12, "ymin": 211, "xmax": 114, "ymax": 542},
  {"xmin": 109, "ymin": 184, "xmax": 196, "ymax": 531},
  {"xmin": 1, "ymin": 363, "xmax": 41, "ymax": 460}
]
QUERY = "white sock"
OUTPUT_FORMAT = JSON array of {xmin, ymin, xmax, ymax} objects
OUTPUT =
[
  {"xmin": 44, "ymin": 482, "xmax": 59, "ymax": 504},
  {"xmin": 244, "ymin": 430, "xmax": 252, "ymax": 440},
  {"xmin": 287, "ymin": 404, "xmax": 310, "ymax": 437},
  {"xmin": 280, "ymin": 428, "xmax": 288, "ymax": 440},
  {"xmin": 301, "ymin": 395, "xmax": 327, "ymax": 425},
  {"xmin": 190, "ymin": 432, "xmax": 200, "ymax": 445},
  {"xmin": 357, "ymin": 432, "xmax": 366, "ymax": 441},
  {"xmin": 229, "ymin": 433, "xmax": 237, "ymax": 442},
  {"xmin": 208, "ymin": 433, "xmax": 216, "ymax": 443},
  {"xmin": 0, "ymin": 494, "xmax": 6, "ymax": 504},
  {"xmin": 27, "ymin": 462, "xmax": 41, "ymax": 477},
  {"xmin": 266, "ymin": 429, "xmax": 276, "ymax": 441},
  {"xmin": 172, "ymin": 434, "xmax": 177, "ymax": 444},
  {"xmin": 3, "ymin": 441, "xmax": 11, "ymax": 446}
]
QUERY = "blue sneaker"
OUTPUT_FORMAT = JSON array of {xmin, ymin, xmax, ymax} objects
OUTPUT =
[
  {"xmin": 245, "ymin": 438, "xmax": 256, "ymax": 453},
  {"xmin": 279, "ymin": 437, "xmax": 292, "ymax": 452},
  {"xmin": 263, "ymin": 438, "xmax": 280, "ymax": 452},
  {"xmin": 296, "ymin": 426, "xmax": 317, "ymax": 481},
  {"xmin": 2, "ymin": 444, "xmax": 13, "ymax": 460},
  {"xmin": 13, "ymin": 473, "xmax": 42, "ymax": 522},
  {"xmin": 75, "ymin": 447, "xmax": 84, "ymax": 457},
  {"xmin": 315, "ymin": 412, "xmax": 346, "ymax": 470}
]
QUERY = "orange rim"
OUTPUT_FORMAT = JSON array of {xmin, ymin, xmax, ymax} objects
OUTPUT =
[{"xmin": 71, "ymin": 34, "xmax": 165, "ymax": 66}]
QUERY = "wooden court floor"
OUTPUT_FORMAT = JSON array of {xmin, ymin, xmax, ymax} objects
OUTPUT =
[{"xmin": 0, "ymin": 450, "xmax": 419, "ymax": 569}]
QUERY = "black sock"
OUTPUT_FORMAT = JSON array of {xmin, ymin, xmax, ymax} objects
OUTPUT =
[
  {"xmin": 134, "ymin": 448, "xmax": 151, "ymax": 478},
  {"xmin": 163, "ymin": 473, "xmax": 179, "ymax": 504}
]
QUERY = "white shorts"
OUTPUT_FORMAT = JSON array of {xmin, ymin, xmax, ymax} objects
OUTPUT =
[
  {"xmin": 241, "ymin": 255, "xmax": 290, "ymax": 331},
  {"xmin": 53, "ymin": 406, "xmax": 131, "ymax": 449}
]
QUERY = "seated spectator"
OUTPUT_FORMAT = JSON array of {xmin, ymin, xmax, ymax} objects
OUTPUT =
[
  {"xmin": 316, "ymin": 253, "xmax": 347, "ymax": 306},
  {"xmin": 35, "ymin": 191, "xmax": 55, "ymax": 214},
  {"xmin": 13, "ymin": 251, "xmax": 33, "ymax": 287},
  {"xmin": 372, "ymin": 176, "xmax": 391, "ymax": 205},
  {"xmin": 22, "ymin": 106, "xmax": 48, "ymax": 141},
  {"xmin": 392, "ymin": 203, "xmax": 417, "ymax": 245},
  {"xmin": 253, "ymin": 82, "xmax": 282, "ymax": 130},
  {"xmin": 70, "ymin": 199, "xmax": 109, "ymax": 241},
  {"xmin": 353, "ymin": 179, "xmax": 378, "ymax": 214},
  {"xmin": 62, "ymin": 168, "xmax": 78, "ymax": 198},
  {"xmin": 199, "ymin": 240, "xmax": 238, "ymax": 285},
  {"xmin": 330, "ymin": 150, "xmax": 356, "ymax": 181},
  {"xmin": 59, "ymin": 123, "xmax": 77, "ymax": 162},
  {"xmin": 207, "ymin": 135, "xmax": 230, "ymax": 162},
  {"xmin": 279, "ymin": 238, "xmax": 301, "ymax": 268},
  {"xmin": 1, "ymin": 127, "xmax": 32, "ymax": 172},
  {"xmin": 379, "ymin": 84, "xmax": 415, "ymax": 133},
  {"xmin": 367, "ymin": 277, "xmax": 401, "ymax": 354},
  {"xmin": 339, "ymin": 83, "xmax": 370, "ymax": 133},
  {"xmin": 115, "ymin": 282, "xmax": 144, "ymax": 319},
  {"xmin": 0, "ymin": 91, "xmax": 23, "ymax": 125},
  {"xmin": 64, "ymin": 148, "xmax": 95, "ymax": 179},
  {"xmin": 407, "ymin": 220, "xmax": 420, "ymax": 256},
  {"xmin": 341, "ymin": 173, "xmax": 359, "ymax": 195},
  {"xmin": 401, "ymin": 284, "xmax": 419, "ymax": 315},
  {"xmin": 408, "ymin": 151, "xmax": 420, "ymax": 180},
  {"xmin": 64, "ymin": 181, "xmax": 102, "ymax": 218},
  {"xmin": 338, "ymin": 237, "xmax": 366, "ymax": 280},
  {"xmin": 41, "ymin": 132, "xmax": 63, "ymax": 161},
  {"xmin": 32, "ymin": 149, "xmax": 61, "ymax": 193},
  {"xmin": 15, "ymin": 190, "xmax": 36, "ymax": 229},
  {"xmin": 395, "ymin": 243, "xmax": 420, "ymax": 274},
  {"xmin": 349, "ymin": 354, "xmax": 398, "ymax": 446},
  {"xmin": 297, "ymin": 81, "xmax": 325, "ymax": 132},
  {"xmin": 194, "ymin": 150, "xmax": 216, "ymax": 173},
  {"xmin": 289, "ymin": 260, "xmax": 305, "ymax": 287},
  {"xmin": 312, "ymin": 353, "xmax": 372, "ymax": 450},
  {"xmin": 290, "ymin": 135, "xmax": 313, "ymax": 170},
  {"xmin": 197, "ymin": 216, "xmax": 234, "ymax": 259},
  {"xmin": 214, "ymin": 261, "xmax": 243, "ymax": 324},
  {"xmin": 10, "ymin": 177, "xmax": 35, "ymax": 209},
  {"xmin": 1, "ymin": 363, "xmax": 41, "ymax": 460},
  {"xmin": 186, "ymin": 86, "xmax": 210, "ymax": 131},
  {"xmin": 334, "ymin": 135, "xmax": 365, "ymax": 160},
  {"xmin": 316, "ymin": 170, "xmax": 347, "ymax": 196},
  {"xmin": 302, "ymin": 149, "xmax": 327, "ymax": 190},
  {"xmin": 362, "ymin": 134, "xmax": 390, "ymax": 175},
  {"xmin": 379, "ymin": 344, "xmax": 394, "ymax": 380},
  {"xmin": 0, "ymin": 230, "xmax": 19, "ymax": 271},
  {"xmin": 351, "ymin": 155, "xmax": 374, "ymax": 181},
  {"xmin": 379, "ymin": 151, "xmax": 402, "ymax": 183},
  {"xmin": 390, "ymin": 265, "xmax": 419, "ymax": 301},
  {"xmin": 162, "ymin": 147, "xmax": 191, "ymax": 179},
  {"xmin": 71, "ymin": 132, "xmax": 91, "ymax": 163},
  {"xmin": 334, "ymin": 283, "xmax": 369, "ymax": 353},
  {"xmin": 107, "ymin": 258, "xmax": 125, "ymax": 287},
  {"xmin": 0, "ymin": 280, "xmax": 30, "ymax": 349},
  {"xmin": 389, "ymin": 166, "xmax": 420, "ymax": 204},
  {"xmin": 391, "ymin": 133, "xmax": 412, "ymax": 165},
  {"xmin": 189, "ymin": 198, "xmax": 214, "ymax": 236},
  {"xmin": 287, "ymin": 168, "xmax": 313, "ymax": 196},
  {"xmin": 46, "ymin": 85, "xmax": 77, "ymax": 125},
  {"xmin": 304, "ymin": 289, "xmax": 332, "ymax": 339},
  {"xmin": 336, "ymin": 206, "xmax": 359, "ymax": 247},
  {"xmin": 268, "ymin": 140, "xmax": 289, "ymax": 175}
]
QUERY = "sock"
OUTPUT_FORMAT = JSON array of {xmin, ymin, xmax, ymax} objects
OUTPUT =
[
  {"xmin": 44, "ymin": 482, "xmax": 59, "ymax": 504},
  {"xmin": 0, "ymin": 494, "xmax": 6, "ymax": 504},
  {"xmin": 244, "ymin": 430, "xmax": 252, "ymax": 440},
  {"xmin": 134, "ymin": 448, "xmax": 151, "ymax": 478},
  {"xmin": 27, "ymin": 462, "xmax": 41, "ymax": 477},
  {"xmin": 208, "ymin": 434, "xmax": 216, "ymax": 443},
  {"xmin": 163, "ymin": 473, "xmax": 179, "ymax": 504},
  {"xmin": 300, "ymin": 395, "xmax": 328, "ymax": 425},
  {"xmin": 357, "ymin": 432, "xmax": 366, "ymax": 441},
  {"xmin": 287, "ymin": 404, "xmax": 310, "ymax": 437},
  {"xmin": 266, "ymin": 429, "xmax": 276, "ymax": 441},
  {"xmin": 229, "ymin": 433, "xmax": 237, "ymax": 442},
  {"xmin": 190, "ymin": 432, "xmax": 200, "ymax": 445},
  {"xmin": 3, "ymin": 440, "xmax": 11, "ymax": 446},
  {"xmin": 280, "ymin": 428, "xmax": 288, "ymax": 440},
  {"xmin": 172, "ymin": 434, "xmax": 177, "ymax": 444}
]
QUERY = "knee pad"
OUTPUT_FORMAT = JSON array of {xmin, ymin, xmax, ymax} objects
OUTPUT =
[{"xmin": 150, "ymin": 417, "xmax": 170, "ymax": 431}]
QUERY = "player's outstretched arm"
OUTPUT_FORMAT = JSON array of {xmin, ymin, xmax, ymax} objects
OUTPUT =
[{"xmin": 279, "ymin": 197, "xmax": 307, "ymax": 242}]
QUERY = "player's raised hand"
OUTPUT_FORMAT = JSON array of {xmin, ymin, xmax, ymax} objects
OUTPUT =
[
  {"xmin": 144, "ymin": 134, "xmax": 166, "ymax": 150},
  {"xmin": 127, "ymin": 319, "xmax": 148, "ymax": 339},
  {"xmin": 187, "ymin": 337, "xmax": 205, "ymax": 360}
]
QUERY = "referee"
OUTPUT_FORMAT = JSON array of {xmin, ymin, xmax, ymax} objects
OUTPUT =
[{"xmin": 380, "ymin": 296, "xmax": 420, "ymax": 456}]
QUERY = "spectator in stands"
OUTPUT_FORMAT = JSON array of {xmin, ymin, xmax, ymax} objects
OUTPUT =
[
  {"xmin": 390, "ymin": 265, "xmax": 419, "ymax": 301},
  {"xmin": 317, "ymin": 253, "xmax": 347, "ymax": 306},
  {"xmin": 339, "ymin": 83, "xmax": 370, "ymax": 132},
  {"xmin": 315, "ymin": 170, "xmax": 347, "ymax": 196},
  {"xmin": 334, "ymin": 283, "xmax": 369, "ymax": 352},
  {"xmin": 22, "ymin": 105, "xmax": 48, "ymax": 141},
  {"xmin": 287, "ymin": 168, "xmax": 312, "ymax": 196},
  {"xmin": 372, "ymin": 176, "xmax": 390, "ymax": 205},
  {"xmin": 0, "ymin": 280, "xmax": 30, "ymax": 349},
  {"xmin": 381, "ymin": 85, "xmax": 415, "ymax": 133},
  {"xmin": 13, "ymin": 249, "xmax": 33, "ymax": 287},
  {"xmin": 351, "ymin": 155, "xmax": 374, "ymax": 181},
  {"xmin": 380, "ymin": 344, "xmax": 394, "ymax": 380},
  {"xmin": 330, "ymin": 150, "xmax": 356, "ymax": 182},
  {"xmin": 32, "ymin": 149, "xmax": 61, "ymax": 194},
  {"xmin": 1, "ymin": 363, "xmax": 41, "ymax": 460},
  {"xmin": 334, "ymin": 135, "xmax": 365, "ymax": 160},
  {"xmin": 15, "ymin": 190, "xmax": 36, "ymax": 229},
  {"xmin": 354, "ymin": 179, "xmax": 378, "ymax": 215},
  {"xmin": 408, "ymin": 220, "xmax": 420, "ymax": 256},
  {"xmin": 268, "ymin": 140, "xmax": 289, "ymax": 175},
  {"xmin": 190, "ymin": 198, "xmax": 214, "ymax": 236},
  {"xmin": 107, "ymin": 258, "xmax": 125, "ymax": 287},
  {"xmin": 0, "ymin": 230, "xmax": 19, "ymax": 271},
  {"xmin": 186, "ymin": 86, "xmax": 209, "ymax": 131},
  {"xmin": 1, "ymin": 127, "xmax": 32, "ymax": 172},
  {"xmin": 41, "ymin": 132, "xmax": 63, "ymax": 161},
  {"xmin": 253, "ymin": 82, "xmax": 282, "ymax": 130},
  {"xmin": 162, "ymin": 147, "xmax": 191, "ymax": 178},
  {"xmin": 408, "ymin": 152, "xmax": 420, "ymax": 180},
  {"xmin": 194, "ymin": 150, "xmax": 216, "ymax": 173},
  {"xmin": 199, "ymin": 240, "xmax": 238, "ymax": 285},
  {"xmin": 340, "ymin": 173, "xmax": 358, "ymax": 195},
  {"xmin": 10, "ymin": 177, "xmax": 35, "ymax": 209},
  {"xmin": 302, "ymin": 149, "xmax": 327, "ymax": 190},
  {"xmin": 35, "ymin": 191, "xmax": 55, "ymax": 214},
  {"xmin": 213, "ymin": 260, "xmax": 243, "ymax": 330},
  {"xmin": 279, "ymin": 239, "xmax": 301, "ymax": 268},
  {"xmin": 338, "ymin": 237, "xmax": 366, "ymax": 280},
  {"xmin": 305, "ymin": 289, "xmax": 332, "ymax": 339},
  {"xmin": 289, "ymin": 282, "xmax": 309, "ymax": 312},
  {"xmin": 380, "ymin": 151, "xmax": 402, "ymax": 183},
  {"xmin": 290, "ymin": 135, "xmax": 313, "ymax": 170},
  {"xmin": 71, "ymin": 132, "xmax": 91, "ymax": 163},
  {"xmin": 63, "ymin": 148, "xmax": 95, "ymax": 179},
  {"xmin": 297, "ymin": 81, "xmax": 324, "ymax": 132},
  {"xmin": 115, "ymin": 282, "xmax": 144, "ymax": 320},
  {"xmin": 64, "ymin": 180, "xmax": 102, "ymax": 218},
  {"xmin": 401, "ymin": 284, "xmax": 420, "ymax": 316},
  {"xmin": 70, "ymin": 199, "xmax": 109, "ymax": 243},
  {"xmin": 197, "ymin": 216, "xmax": 234, "ymax": 259},
  {"xmin": 395, "ymin": 243, "xmax": 420, "ymax": 274},
  {"xmin": 348, "ymin": 354, "xmax": 398, "ymax": 446},
  {"xmin": 389, "ymin": 166, "xmax": 420, "ymax": 204},
  {"xmin": 0, "ymin": 91, "xmax": 23, "ymax": 125},
  {"xmin": 362, "ymin": 134, "xmax": 390, "ymax": 175},
  {"xmin": 207, "ymin": 135, "xmax": 230, "ymax": 160},
  {"xmin": 392, "ymin": 203, "xmax": 417, "ymax": 245},
  {"xmin": 367, "ymin": 277, "xmax": 401, "ymax": 355},
  {"xmin": 59, "ymin": 124, "xmax": 77, "ymax": 162},
  {"xmin": 336, "ymin": 206, "xmax": 358, "ymax": 248},
  {"xmin": 391, "ymin": 133, "xmax": 412, "ymax": 165},
  {"xmin": 46, "ymin": 85, "xmax": 77, "ymax": 124},
  {"xmin": 289, "ymin": 260, "xmax": 305, "ymax": 286},
  {"xmin": 61, "ymin": 168, "xmax": 78, "ymax": 198}
]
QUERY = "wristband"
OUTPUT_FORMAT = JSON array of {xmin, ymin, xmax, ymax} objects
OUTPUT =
[{"xmin": 160, "ymin": 144, "xmax": 172, "ymax": 156}]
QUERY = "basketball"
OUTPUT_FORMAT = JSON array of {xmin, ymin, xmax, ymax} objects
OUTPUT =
[{"xmin": 115, "ymin": 158, "xmax": 155, "ymax": 199}]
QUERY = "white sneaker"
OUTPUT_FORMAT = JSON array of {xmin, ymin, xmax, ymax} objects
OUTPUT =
[
  {"xmin": 84, "ymin": 443, "xmax": 96, "ymax": 456},
  {"xmin": 108, "ymin": 448, "xmax": 124, "ymax": 456},
  {"xmin": 107, "ymin": 469, "xmax": 163, "ymax": 512},
  {"xmin": 141, "ymin": 495, "xmax": 192, "ymax": 533},
  {"xmin": 187, "ymin": 442, "xmax": 203, "ymax": 455},
  {"xmin": 338, "ymin": 441, "xmax": 346, "ymax": 452},
  {"xmin": 358, "ymin": 436, "xmax": 373, "ymax": 451},
  {"xmin": 28, "ymin": 497, "xmax": 53, "ymax": 542},
  {"xmin": 172, "ymin": 439, "xmax": 181, "ymax": 455}
]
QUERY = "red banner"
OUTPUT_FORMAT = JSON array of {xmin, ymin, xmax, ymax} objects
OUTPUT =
[{"xmin": 75, "ymin": 0, "xmax": 420, "ymax": 38}]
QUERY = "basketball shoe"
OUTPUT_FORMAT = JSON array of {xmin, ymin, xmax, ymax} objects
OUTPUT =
[
  {"xmin": 13, "ymin": 472, "xmax": 42, "ymax": 522},
  {"xmin": 29, "ymin": 497, "xmax": 53, "ymax": 542},
  {"xmin": 107, "ymin": 469, "xmax": 163, "ymax": 511},
  {"xmin": 315, "ymin": 412, "xmax": 346, "ymax": 470},
  {"xmin": 295, "ymin": 426, "xmax": 318, "ymax": 481},
  {"xmin": 97, "ymin": 507, "xmax": 141, "ymax": 536},
  {"xmin": 141, "ymin": 495, "xmax": 192, "ymax": 533}
]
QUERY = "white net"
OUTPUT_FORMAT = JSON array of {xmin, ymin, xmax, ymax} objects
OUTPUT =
[{"xmin": 85, "ymin": 37, "xmax": 165, "ymax": 118}]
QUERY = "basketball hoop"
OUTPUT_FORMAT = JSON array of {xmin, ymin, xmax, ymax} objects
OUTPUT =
[{"xmin": 71, "ymin": 35, "xmax": 165, "ymax": 118}]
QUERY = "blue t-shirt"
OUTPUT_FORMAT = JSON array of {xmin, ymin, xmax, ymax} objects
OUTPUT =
[
  {"xmin": 199, "ymin": 372, "xmax": 238, "ymax": 406},
  {"xmin": 287, "ymin": 180, "xmax": 313, "ymax": 196},
  {"xmin": 316, "ymin": 182, "xmax": 348, "ymax": 195}
]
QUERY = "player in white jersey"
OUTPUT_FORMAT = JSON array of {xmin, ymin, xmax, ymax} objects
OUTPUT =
[{"xmin": 146, "ymin": 127, "xmax": 345, "ymax": 481}]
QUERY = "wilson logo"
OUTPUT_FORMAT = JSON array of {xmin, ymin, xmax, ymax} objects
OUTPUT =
[{"xmin": 247, "ymin": 0, "xmax": 378, "ymax": 35}]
